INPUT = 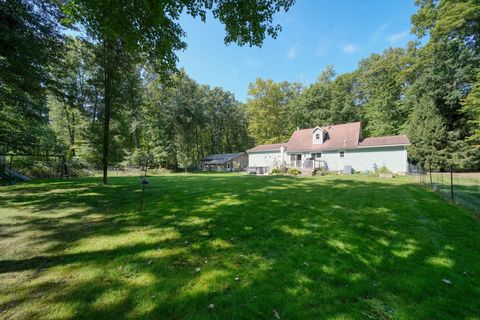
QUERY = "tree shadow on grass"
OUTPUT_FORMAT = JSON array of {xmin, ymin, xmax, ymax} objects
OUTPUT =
[{"xmin": 1, "ymin": 174, "xmax": 480, "ymax": 319}]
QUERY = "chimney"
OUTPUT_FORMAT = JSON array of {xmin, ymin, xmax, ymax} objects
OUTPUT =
[{"xmin": 296, "ymin": 126, "xmax": 300, "ymax": 131}]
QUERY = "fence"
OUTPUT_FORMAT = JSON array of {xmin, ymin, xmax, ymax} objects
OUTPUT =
[{"xmin": 408, "ymin": 164, "xmax": 480, "ymax": 213}]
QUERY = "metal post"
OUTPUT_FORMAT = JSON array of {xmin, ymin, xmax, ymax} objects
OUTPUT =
[{"xmin": 450, "ymin": 165, "xmax": 454, "ymax": 200}]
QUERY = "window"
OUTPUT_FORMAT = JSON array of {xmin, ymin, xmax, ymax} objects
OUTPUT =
[
  {"xmin": 339, "ymin": 151, "xmax": 345, "ymax": 158},
  {"xmin": 315, "ymin": 133, "xmax": 320, "ymax": 140},
  {"xmin": 311, "ymin": 153, "xmax": 322, "ymax": 159}
]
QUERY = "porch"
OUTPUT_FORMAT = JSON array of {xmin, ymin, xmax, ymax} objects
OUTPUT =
[{"xmin": 287, "ymin": 153, "xmax": 326, "ymax": 170}]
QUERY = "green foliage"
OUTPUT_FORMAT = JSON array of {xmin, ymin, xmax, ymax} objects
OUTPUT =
[
  {"xmin": 313, "ymin": 167, "xmax": 329, "ymax": 176},
  {"xmin": 270, "ymin": 167, "xmax": 283, "ymax": 174},
  {"xmin": 289, "ymin": 66, "xmax": 361, "ymax": 128},
  {"xmin": 356, "ymin": 48, "xmax": 413, "ymax": 136},
  {"xmin": 287, "ymin": 168, "xmax": 301, "ymax": 175},
  {"xmin": 246, "ymin": 78, "xmax": 301, "ymax": 144},
  {"xmin": 0, "ymin": 0, "xmax": 63, "ymax": 148},
  {"xmin": 462, "ymin": 71, "xmax": 480, "ymax": 144},
  {"xmin": 407, "ymin": 96, "xmax": 447, "ymax": 167},
  {"xmin": 143, "ymin": 70, "xmax": 252, "ymax": 170},
  {"xmin": 376, "ymin": 166, "xmax": 392, "ymax": 174}
]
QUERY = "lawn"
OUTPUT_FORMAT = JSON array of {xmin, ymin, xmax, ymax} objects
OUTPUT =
[{"xmin": 1, "ymin": 174, "xmax": 479, "ymax": 319}]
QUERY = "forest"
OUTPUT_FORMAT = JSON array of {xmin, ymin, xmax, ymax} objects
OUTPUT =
[{"xmin": 1, "ymin": 0, "xmax": 479, "ymax": 183}]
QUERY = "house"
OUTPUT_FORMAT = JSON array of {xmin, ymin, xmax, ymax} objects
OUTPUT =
[
  {"xmin": 199, "ymin": 153, "xmax": 248, "ymax": 172},
  {"xmin": 246, "ymin": 122, "xmax": 410, "ymax": 174}
]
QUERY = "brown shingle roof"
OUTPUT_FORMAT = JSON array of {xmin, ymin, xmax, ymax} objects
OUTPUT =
[
  {"xmin": 247, "ymin": 122, "xmax": 410, "ymax": 153},
  {"xmin": 286, "ymin": 122, "xmax": 362, "ymax": 152},
  {"xmin": 359, "ymin": 135, "xmax": 410, "ymax": 147},
  {"xmin": 247, "ymin": 142, "xmax": 286, "ymax": 153}
]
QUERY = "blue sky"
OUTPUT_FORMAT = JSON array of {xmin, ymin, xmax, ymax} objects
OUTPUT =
[{"xmin": 177, "ymin": 0, "xmax": 418, "ymax": 102}]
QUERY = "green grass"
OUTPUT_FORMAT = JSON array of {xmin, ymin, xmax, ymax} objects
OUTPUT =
[{"xmin": 1, "ymin": 174, "xmax": 480, "ymax": 319}]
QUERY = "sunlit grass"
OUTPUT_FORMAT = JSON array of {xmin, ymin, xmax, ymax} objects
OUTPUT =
[{"xmin": 1, "ymin": 174, "xmax": 480, "ymax": 319}]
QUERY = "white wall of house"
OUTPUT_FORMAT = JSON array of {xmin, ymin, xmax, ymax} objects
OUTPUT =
[
  {"xmin": 319, "ymin": 146, "xmax": 407, "ymax": 173},
  {"xmin": 249, "ymin": 146, "xmax": 408, "ymax": 173},
  {"xmin": 248, "ymin": 151, "xmax": 282, "ymax": 167}
]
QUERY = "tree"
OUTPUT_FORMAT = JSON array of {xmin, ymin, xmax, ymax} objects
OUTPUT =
[
  {"xmin": 0, "ymin": 0, "xmax": 62, "ymax": 148},
  {"xmin": 406, "ymin": 96, "xmax": 447, "ymax": 168},
  {"xmin": 59, "ymin": 0, "xmax": 295, "ymax": 184},
  {"xmin": 290, "ymin": 66, "xmax": 361, "ymax": 128},
  {"xmin": 246, "ymin": 78, "xmax": 301, "ymax": 144},
  {"xmin": 141, "ymin": 70, "xmax": 251, "ymax": 170},
  {"xmin": 462, "ymin": 71, "xmax": 480, "ymax": 144},
  {"xmin": 410, "ymin": 0, "xmax": 480, "ymax": 167},
  {"xmin": 356, "ymin": 47, "xmax": 413, "ymax": 136}
]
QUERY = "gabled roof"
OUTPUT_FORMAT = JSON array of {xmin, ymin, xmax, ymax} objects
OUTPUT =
[
  {"xmin": 247, "ymin": 122, "xmax": 410, "ymax": 154},
  {"xmin": 247, "ymin": 143, "xmax": 286, "ymax": 153},
  {"xmin": 201, "ymin": 153, "xmax": 245, "ymax": 165},
  {"xmin": 286, "ymin": 122, "xmax": 362, "ymax": 152},
  {"xmin": 359, "ymin": 135, "xmax": 410, "ymax": 147}
]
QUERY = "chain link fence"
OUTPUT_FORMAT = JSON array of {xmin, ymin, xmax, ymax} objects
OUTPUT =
[{"xmin": 408, "ymin": 164, "xmax": 480, "ymax": 213}]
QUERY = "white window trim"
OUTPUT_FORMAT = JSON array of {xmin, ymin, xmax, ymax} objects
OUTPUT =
[{"xmin": 339, "ymin": 150, "xmax": 345, "ymax": 158}]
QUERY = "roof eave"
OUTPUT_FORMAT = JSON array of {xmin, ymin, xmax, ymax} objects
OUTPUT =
[
  {"xmin": 357, "ymin": 143, "xmax": 410, "ymax": 148},
  {"xmin": 247, "ymin": 149, "xmax": 282, "ymax": 153}
]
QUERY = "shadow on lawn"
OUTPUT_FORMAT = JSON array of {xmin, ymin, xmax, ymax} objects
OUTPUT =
[{"xmin": 1, "ymin": 175, "xmax": 480, "ymax": 319}]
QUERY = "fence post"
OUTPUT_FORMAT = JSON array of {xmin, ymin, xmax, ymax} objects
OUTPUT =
[
  {"xmin": 429, "ymin": 164, "xmax": 433, "ymax": 189},
  {"xmin": 450, "ymin": 165, "xmax": 454, "ymax": 201}
]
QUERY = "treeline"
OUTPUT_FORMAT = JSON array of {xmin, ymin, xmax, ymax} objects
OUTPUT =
[
  {"xmin": 48, "ymin": 39, "xmax": 251, "ymax": 170},
  {"xmin": 0, "ymin": 0, "xmax": 291, "ymax": 182},
  {"xmin": 246, "ymin": 1, "xmax": 480, "ymax": 169},
  {"xmin": 1, "ymin": 0, "xmax": 479, "ymax": 176}
]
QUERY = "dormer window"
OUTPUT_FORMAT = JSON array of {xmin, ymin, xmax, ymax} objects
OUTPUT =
[{"xmin": 312, "ymin": 126, "xmax": 325, "ymax": 144}]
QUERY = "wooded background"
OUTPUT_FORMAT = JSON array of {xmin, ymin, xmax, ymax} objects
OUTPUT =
[{"xmin": 1, "ymin": 0, "xmax": 479, "ymax": 180}]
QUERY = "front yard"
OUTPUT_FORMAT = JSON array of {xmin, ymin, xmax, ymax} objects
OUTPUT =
[{"xmin": 1, "ymin": 174, "xmax": 479, "ymax": 319}]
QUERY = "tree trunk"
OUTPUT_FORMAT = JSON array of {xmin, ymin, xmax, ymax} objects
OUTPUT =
[{"xmin": 102, "ymin": 39, "xmax": 114, "ymax": 184}]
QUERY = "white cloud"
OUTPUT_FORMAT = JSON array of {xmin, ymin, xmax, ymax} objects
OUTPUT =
[
  {"xmin": 342, "ymin": 43, "xmax": 359, "ymax": 54},
  {"xmin": 387, "ymin": 30, "xmax": 409, "ymax": 44},
  {"xmin": 370, "ymin": 23, "xmax": 390, "ymax": 41},
  {"xmin": 287, "ymin": 44, "xmax": 298, "ymax": 59}
]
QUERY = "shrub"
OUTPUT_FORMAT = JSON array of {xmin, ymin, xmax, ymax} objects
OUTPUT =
[
  {"xmin": 376, "ymin": 166, "xmax": 392, "ymax": 174},
  {"xmin": 313, "ymin": 168, "xmax": 329, "ymax": 176},
  {"xmin": 270, "ymin": 168, "xmax": 283, "ymax": 175},
  {"xmin": 287, "ymin": 168, "xmax": 302, "ymax": 176}
]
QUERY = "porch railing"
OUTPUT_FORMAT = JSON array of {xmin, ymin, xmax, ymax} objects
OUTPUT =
[{"xmin": 289, "ymin": 159, "xmax": 325, "ymax": 169}]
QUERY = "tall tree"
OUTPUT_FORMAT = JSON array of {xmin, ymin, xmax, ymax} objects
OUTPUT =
[
  {"xmin": 246, "ymin": 78, "xmax": 301, "ymax": 144},
  {"xmin": 290, "ymin": 66, "xmax": 361, "ymax": 128},
  {"xmin": 407, "ymin": 96, "xmax": 447, "ymax": 167},
  {"xmin": 0, "ymin": 0, "xmax": 62, "ymax": 148},
  {"xmin": 356, "ymin": 47, "xmax": 414, "ymax": 136},
  {"xmin": 59, "ymin": 0, "xmax": 295, "ymax": 184},
  {"xmin": 410, "ymin": 0, "xmax": 480, "ymax": 167}
]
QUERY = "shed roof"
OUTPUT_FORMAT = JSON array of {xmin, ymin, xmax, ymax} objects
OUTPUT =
[{"xmin": 201, "ymin": 153, "xmax": 245, "ymax": 165}]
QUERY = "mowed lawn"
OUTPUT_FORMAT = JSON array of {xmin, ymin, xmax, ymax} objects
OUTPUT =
[{"xmin": 1, "ymin": 174, "xmax": 480, "ymax": 319}]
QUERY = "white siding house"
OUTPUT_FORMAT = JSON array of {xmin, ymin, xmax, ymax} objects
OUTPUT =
[{"xmin": 247, "ymin": 122, "xmax": 410, "ymax": 174}]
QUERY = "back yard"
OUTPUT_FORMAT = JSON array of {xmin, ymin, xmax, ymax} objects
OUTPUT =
[{"xmin": 1, "ymin": 174, "xmax": 479, "ymax": 319}]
